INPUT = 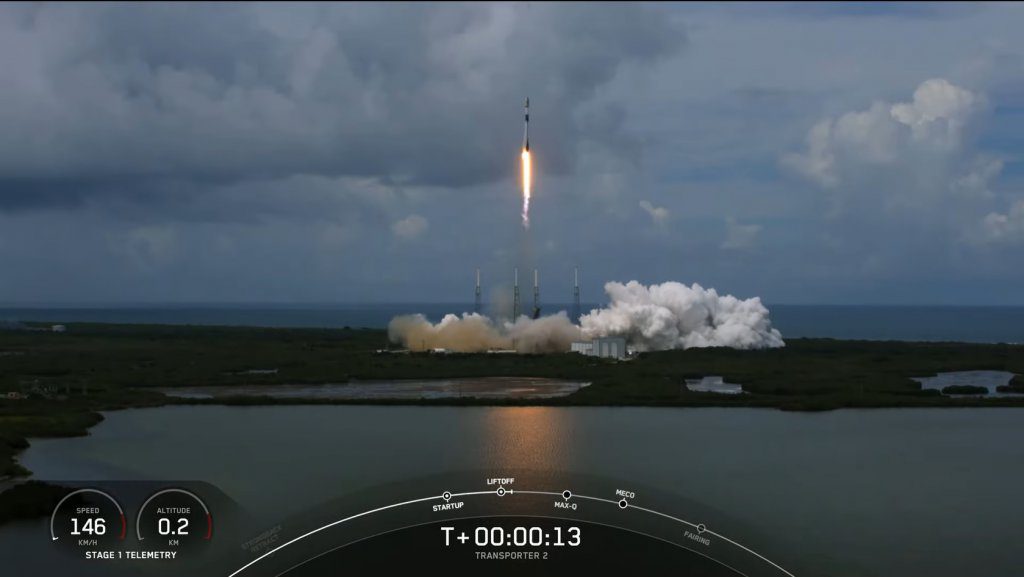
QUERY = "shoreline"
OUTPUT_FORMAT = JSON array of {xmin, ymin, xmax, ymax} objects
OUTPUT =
[
  {"xmin": 3, "ymin": 322, "xmax": 1024, "ymax": 524},
  {"xmin": 4, "ymin": 397, "xmax": 1024, "ymax": 527}
]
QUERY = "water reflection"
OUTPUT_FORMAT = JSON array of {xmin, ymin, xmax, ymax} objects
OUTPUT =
[
  {"xmin": 481, "ymin": 407, "xmax": 571, "ymax": 471},
  {"xmin": 15, "ymin": 406, "xmax": 1024, "ymax": 576}
]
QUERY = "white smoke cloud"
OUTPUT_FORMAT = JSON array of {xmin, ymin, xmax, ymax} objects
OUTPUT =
[
  {"xmin": 388, "ymin": 279, "xmax": 784, "ymax": 353},
  {"xmin": 581, "ymin": 281, "xmax": 784, "ymax": 350}
]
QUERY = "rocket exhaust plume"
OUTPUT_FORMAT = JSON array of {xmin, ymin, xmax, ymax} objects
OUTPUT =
[
  {"xmin": 388, "ymin": 311, "xmax": 582, "ymax": 354},
  {"xmin": 521, "ymin": 148, "xmax": 532, "ymax": 228},
  {"xmin": 388, "ymin": 279, "xmax": 785, "ymax": 354},
  {"xmin": 581, "ymin": 281, "xmax": 785, "ymax": 350},
  {"xmin": 521, "ymin": 97, "xmax": 532, "ymax": 229}
]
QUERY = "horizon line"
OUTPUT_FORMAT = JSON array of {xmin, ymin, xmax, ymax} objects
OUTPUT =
[{"xmin": 2, "ymin": 301, "xmax": 1024, "ymax": 309}]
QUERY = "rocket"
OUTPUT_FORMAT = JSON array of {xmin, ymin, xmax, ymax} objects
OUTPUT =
[
  {"xmin": 519, "ymin": 98, "xmax": 533, "ymax": 229},
  {"xmin": 523, "ymin": 97, "xmax": 530, "ymax": 151}
]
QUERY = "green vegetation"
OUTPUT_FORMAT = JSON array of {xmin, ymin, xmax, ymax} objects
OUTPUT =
[
  {"xmin": 3, "ymin": 322, "xmax": 1024, "ymax": 481},
  {"xmin": 941, "ymin": 385, "xmax": 989, "ymax": 395},
  {"xmin": 0, "ymin": 388, "xmax": 164, "ymax": 479},
  {"xmin": 997, "ymin": 374, "xmax": 1024, "ymax": 393},
  {"xmin": 0, "ymin": 481, "xmax": 76, "ymax": 524},
  {"xmin": 2, "ymin": 322, "xmax": 1024, "ymax": 523}
]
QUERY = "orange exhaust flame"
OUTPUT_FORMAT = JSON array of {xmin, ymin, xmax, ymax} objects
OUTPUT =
[{"xmin": 521, "ymin": 148, "xmax": 532, "ymax": 228}]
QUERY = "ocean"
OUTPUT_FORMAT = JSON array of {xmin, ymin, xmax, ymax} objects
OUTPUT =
[{"xmin": 0, "ymin": 303, "xmax": 1022, "ymax": 343}]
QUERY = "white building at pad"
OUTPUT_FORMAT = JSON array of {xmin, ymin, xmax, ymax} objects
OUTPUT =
[{"xmin": 570, "ymin": 337, "xmax": 627, "ymax": 359}]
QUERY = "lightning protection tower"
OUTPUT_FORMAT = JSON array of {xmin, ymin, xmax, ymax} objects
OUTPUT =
[
  {"xmin": 573, "ymin": 266, "xmax": 581, "ymax": 324},
  {"xmin": 513, "ymin": 267, "xmax": 520, "ymax": 319},
  {"xmin": 474, "ymin": 268, "xmax": 482, "ymax": 314}
]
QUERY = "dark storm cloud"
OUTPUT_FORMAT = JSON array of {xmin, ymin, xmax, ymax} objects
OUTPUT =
[
  {"xmin": 706, "ymin": 2, "xmax": 983, "ymax": 20},
  {"xmin": 0, "ymin": 3, "xmax": 684, "ymax": 210},
  {"xmin": 4, "ymin": 3, "xmax": 1024, "ymax": 306}
]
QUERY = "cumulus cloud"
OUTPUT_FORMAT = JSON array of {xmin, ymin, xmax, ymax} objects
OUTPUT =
[
  {"xmin": 975, "ymin": 200, "xmax": 1024, "ymax": 245},
  {"xmin": 890, "ymin": 79, "xmax": 979, "ymax": 148},
  {"xmin": 581, "ymin": 281, "xmax": 784, "ymax": 350},
  {"xmin": 780, "ymin": 76, "xmax": 1024, "ymax": 261},
  {"xmin": 5, "ymin": 5, "xmax": 1024, "ymax": 307},
  {"xmin": 783, "ymin": 78, "xmax": 982, "ymax": 190},
  {"xmin": 639, "ymin": 200, "xmax": 669, "ymax": 225},
  {"xmin": 783, "ymin": 119, "xmax": 840, "ymax": 187},
  {"xmin": 391, "ymin": 214, "xmax": 428, "ymax": 239},
  {"xmin": 770, "ymin": 74, "xmax": 1024, "ymax": 298},
  {"xmin": 950, "ymin": 156, "xmax": 1003, "ymax": 199},
  {"xmin": 721, "ymin": 217, "xmax": 762, "ymax": 250}
]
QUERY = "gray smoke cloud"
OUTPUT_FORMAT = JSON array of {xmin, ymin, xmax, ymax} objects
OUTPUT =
[{"xmin": 388, "ymin": 279, "xmax": 784, "ymax": 353}]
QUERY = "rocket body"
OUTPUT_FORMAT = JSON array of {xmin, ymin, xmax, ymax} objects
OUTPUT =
[
  {"xmin": 523, "ymin": 97, "xmax": 530, "ymax": 151},
  {"xmin": 520, "ymin": 97, "xmax": 532, "ymax": 229}
]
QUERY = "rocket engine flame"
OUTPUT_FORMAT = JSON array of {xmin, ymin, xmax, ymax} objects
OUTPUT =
[
  {"xmin": 521, "ymin": 148, "xmax": 532, "ymax": 228},
  {"xmin": 387, "ymin": 280, "xmax": 785, "ymax": 353}
]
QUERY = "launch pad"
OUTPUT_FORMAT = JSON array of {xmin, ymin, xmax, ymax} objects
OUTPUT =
[{"xmin": 477, "ymin": 266, "xmax": 582, "ymax": 323}]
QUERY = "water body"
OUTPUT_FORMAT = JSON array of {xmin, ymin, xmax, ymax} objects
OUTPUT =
[
  {"xmin": 913, "ymin": 371, "xmax": 1022, "ymax": 397},
  {"xmin": 685, "ymin": 376, "xmax": 744, "ymax": 394},
  {"xmin": 5, "ymin": 406, "xmax": 1024, "ymax": 576},
  {"xmin": 158, "ymin": 377, "xmax": 589, "ymax": 400},
  {"xmin": 2, "ymin": 304, "xmax": 1024, "ymax": 342}
]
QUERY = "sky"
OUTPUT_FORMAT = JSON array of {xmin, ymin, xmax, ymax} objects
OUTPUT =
[{"xmin": 1, "ymin": 2, "xmax": 1023, "ymax": 306}]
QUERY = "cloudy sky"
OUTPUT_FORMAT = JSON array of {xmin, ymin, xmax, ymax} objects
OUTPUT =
[{"xmin": 2, "ymin": 2, "xmax": 1023, "ymax": 305}]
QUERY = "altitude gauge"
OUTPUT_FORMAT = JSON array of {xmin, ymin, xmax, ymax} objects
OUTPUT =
[
  {"xmin": 137, "ymin": 488, "xmax": 212, "ymax": 554},
  {"xmin": 50, "ymin": 488, "xmax": 126, "ymax": 554}
]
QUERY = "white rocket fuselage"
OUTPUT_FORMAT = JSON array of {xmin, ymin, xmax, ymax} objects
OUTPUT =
[{"xmin": 523, "ymin": 97, "xmax": 530, "ymax": 151}]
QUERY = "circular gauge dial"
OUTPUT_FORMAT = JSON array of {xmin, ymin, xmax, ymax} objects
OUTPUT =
[
  {"xmin": 50, "ymin": 488, "xmax": 126, "ymax": 554},
  {"xmin": 137, "ymin": 488, "xmax": 212, "ymax": 555}
]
